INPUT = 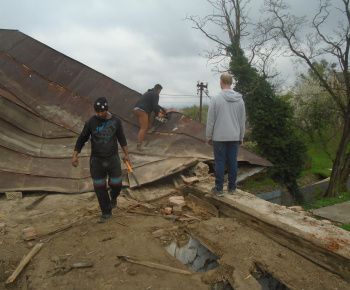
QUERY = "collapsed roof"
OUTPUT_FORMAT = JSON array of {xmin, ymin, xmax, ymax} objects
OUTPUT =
[{"xmin": 0, "ymin": 29, "xmax": 272, "ymax": 193}]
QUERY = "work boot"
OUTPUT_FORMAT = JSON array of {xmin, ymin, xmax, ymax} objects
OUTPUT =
[
  {"xmin": 98, "ymin": 213, "xmax": 113, "ymax": 223},
  {"xmin": 228, "ymin": 188, "xmax": 236, "ymax": 195},
  {"xmin": 211, "ymin": 187, "xmax": 224, "ymax": 197},
  {"xmin": 111, "ymin": 199, "xmax": 117, "ymax": 209}
]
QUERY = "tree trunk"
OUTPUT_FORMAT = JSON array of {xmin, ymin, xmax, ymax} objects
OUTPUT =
[
  {"xmin": 286, "ymin": 179, "xmax": 304, "ymax": 204},
  {"xmin": 325, "ymin": 118, "xmax": 350, "ymax": 197}
]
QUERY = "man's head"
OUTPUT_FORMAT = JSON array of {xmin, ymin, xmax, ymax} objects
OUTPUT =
[
  {"xmin": 154, "ymin": 84, "xmax": 163, "ymax": 93},
  {"xmin": 220, "ymin": 73, "xmax": 233, "ymax": 89},
  {"xmin": 94, "ymin": 97, "xmax": 109, "ymax": 119}
]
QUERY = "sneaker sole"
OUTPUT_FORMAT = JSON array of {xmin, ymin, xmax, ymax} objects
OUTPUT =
[
  {"xmin": 211, "ymin": 190, "xmax": 224, "ymax": 197},
  {"xmin": 98, "ymin": 215, "xmax": 113, "ymax": 223}
]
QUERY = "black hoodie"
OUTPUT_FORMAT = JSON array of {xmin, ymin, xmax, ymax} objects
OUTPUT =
[
  {"xmin": 74, "ymin": 113, "xmax": 127, "ymax": 157},
  {"xmin": 134, "ymin": 88, "xmax": 160, "ymax": 115}
]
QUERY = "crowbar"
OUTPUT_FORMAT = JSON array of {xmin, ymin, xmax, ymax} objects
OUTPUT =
[{"xmin": 125, "ymin": 160, "xmax": 140, "ymax": 187}]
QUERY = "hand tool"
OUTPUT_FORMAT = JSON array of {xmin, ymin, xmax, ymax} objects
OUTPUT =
[{"xmin": 125, "ymin": 160, "xmax": 140, "ymax": 187}]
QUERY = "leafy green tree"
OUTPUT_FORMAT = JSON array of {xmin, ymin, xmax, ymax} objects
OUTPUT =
[
  {"xmin": 187, "ymin": 0, "xmax": 307, "ymax": 202},
  {"xmin": 229, "ymin": 41, "xmax": 307, "ymax": 203},
  {"xmin": 262, "ymin": 0, "xmax": 350, "ymax": 197},
  {"xmin": 289, "ymin": 60, "xmax": 341, "ymax": 146},
  {"xmin": 180, "ymin": 105, "xmax": 208, "ymax": 125}
]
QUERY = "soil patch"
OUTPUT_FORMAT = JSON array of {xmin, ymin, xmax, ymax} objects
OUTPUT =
[{"xmin": 1, "ymin": 178, "xmax": 349, "ymax": 289}]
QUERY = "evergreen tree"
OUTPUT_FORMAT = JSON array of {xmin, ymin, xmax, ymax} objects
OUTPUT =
[{"xmin": 229, "ymin": 41, "xmax": 307, "ymax": 203}]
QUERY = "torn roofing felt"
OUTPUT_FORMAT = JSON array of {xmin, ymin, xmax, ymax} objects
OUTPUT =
[{"xmin": 0, "ymin": 29, "xmax": 272, "ymax": 193}]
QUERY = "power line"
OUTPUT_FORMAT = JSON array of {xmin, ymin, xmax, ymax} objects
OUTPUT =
[
  {"xmin": 160, "ymin": 94, "xmax": 199, "ymax": 98},
  {"xmin": 161, "ymin": 93, "xmax": 198, "ymax": 96}
]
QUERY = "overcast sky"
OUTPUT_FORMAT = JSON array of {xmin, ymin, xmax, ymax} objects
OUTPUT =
[{"xmin": 0, "ymin": 0, "xmax": 343, "ymax": 108}]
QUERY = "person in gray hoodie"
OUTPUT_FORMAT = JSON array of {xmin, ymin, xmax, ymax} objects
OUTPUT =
[{"xmin": 206, "ymin": 73, "xmax": 246, "ymax": 197}]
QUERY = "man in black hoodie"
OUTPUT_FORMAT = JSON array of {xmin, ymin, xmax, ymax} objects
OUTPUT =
[
  {"xmin": 134, "ymin": 84, "xmax": 163, "ymax": 149},
  {"xmin": 72, "ymin": 97, "xmax": 130, "ymax": 223}
]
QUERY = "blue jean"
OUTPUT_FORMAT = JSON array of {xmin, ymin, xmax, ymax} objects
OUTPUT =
[{"xmin": 213, "ymin": 141, "xmax": 239, "ymax": 191}]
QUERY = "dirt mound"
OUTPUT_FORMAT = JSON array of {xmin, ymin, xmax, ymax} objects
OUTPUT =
[{"xmin": 1, "ymin": 179, "xmax": 349, "ymax": 289}]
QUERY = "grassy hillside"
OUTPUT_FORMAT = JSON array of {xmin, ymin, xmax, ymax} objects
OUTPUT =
[{"xmin": 303, "ymin": 134, "xmax": 341, "ymax": 178}]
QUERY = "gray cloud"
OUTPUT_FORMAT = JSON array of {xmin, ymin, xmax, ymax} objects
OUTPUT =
[{"xmin": 1, "ymin": 0, "xmax": 345, "ymax": 108}]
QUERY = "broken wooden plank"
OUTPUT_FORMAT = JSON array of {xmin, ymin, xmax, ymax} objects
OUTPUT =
[
  {"xmin": 232, "ymin": 269, "xmax": 261, "ymax": 290},
  {"xmin": 118, "ymin": 255, "xmax": 192, "ymax": 275},
  {"xmin": 25, "ymin": 193, "xmax": 48, "ymax": 210},
  {"xmin": 6, "ymin": 243, "xmax": 43, "ymax": 284},
  {"xmin": 183, "ymin": 185, "xmax": 350, "ymax": 283},
  {"xmin": 181, "ymin": 176, "xmax": 199, "ymax": 185},
  {"xmin": 187, "ymin": 193, "xmax": 219, "ymax": 217}
]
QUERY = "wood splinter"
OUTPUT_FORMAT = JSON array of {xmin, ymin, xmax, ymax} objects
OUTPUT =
[
  {"xmin": 6, "ymin": 243, "xmax": 43, "ymax": 284},
  {"xmin": 118, "ymin": 255, "xmax": 192, "ymax": 275}
]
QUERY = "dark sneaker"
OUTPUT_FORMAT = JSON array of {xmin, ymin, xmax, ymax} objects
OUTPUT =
[
  {"xmin": 98, "ymin": 213, "xmax": 113, "ymax": 223},
  {"xmin": 228, "ymin": 188, "xmax": 236, "ymax": 195},
  {"xmin": 211, "ymin": 187, "xmax": 224, "ymax": 197},
  {"xmin": 111, "ymin": 200, "xmax": 117, "ymax": 209}
]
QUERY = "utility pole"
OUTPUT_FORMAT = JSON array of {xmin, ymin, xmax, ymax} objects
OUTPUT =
[{"xmin": 197, "ymin": 81, "xmax": 208, "ymax": 123}]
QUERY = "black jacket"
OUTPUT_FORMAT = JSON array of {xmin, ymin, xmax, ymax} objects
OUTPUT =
[
  {"xmin": 74, "ymin": 113, "xmax": 127, "ymax": 157},
  {"xmin": 134, "ymin": 88, "xmax": 160, "ymax": 115}
]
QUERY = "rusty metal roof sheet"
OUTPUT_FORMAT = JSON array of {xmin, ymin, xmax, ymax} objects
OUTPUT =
[{"xmin": 0, "ymin": 29, "xmax": 272, "ymax": 193}]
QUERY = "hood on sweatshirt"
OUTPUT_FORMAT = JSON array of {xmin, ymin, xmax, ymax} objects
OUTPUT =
[{"xmin": 220, "ymin": 89, "xmax": 242, "ymax": 102}]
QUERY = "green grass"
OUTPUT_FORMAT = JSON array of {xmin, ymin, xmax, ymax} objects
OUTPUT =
[
  {"xmin": 241, "ymin": 178, "xmax": 277, "ymax": 189},
  {"xmin": 302, "ymin": 191, "xmax": 350, "ymax": 231},
  {"xmin": 302, "ymin": 191, "xmax": 350, "ymax": 211},
  {"xmin": 339, "ymin": 224, "xmax": 350, "ymax": 231},
  {"xmin": 239, "ymin": 171, "xmax": 280, "ymax": 193},
  {"xmin": 304, "ymin": 135, "xmax": 340, "ymax": 178}
]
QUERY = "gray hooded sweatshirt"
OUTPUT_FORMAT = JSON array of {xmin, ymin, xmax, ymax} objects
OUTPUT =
[{"xmin": 206, "ymin": 89, "xmax": 246, "ymax": 142}]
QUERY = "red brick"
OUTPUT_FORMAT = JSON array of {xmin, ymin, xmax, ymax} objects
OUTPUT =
[
  {"xmin": 22, "ymin": 227, "xmax": 36, "ymax": 241},
  {"xmin": 169, "ymin": 196, "xmax": 186, "ymax": 207},
  {"xmin": 139, "ymin": 203, "xmax": 156, "ymax": 212},
  {"xmin": 163, "ymin": 207, "xmax": 172, "ymax": 215}
]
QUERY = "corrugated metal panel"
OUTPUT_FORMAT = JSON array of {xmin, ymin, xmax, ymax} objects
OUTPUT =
[{"xmin": 0, "ymin": 29, "xmax": 272, "ymax": 193}]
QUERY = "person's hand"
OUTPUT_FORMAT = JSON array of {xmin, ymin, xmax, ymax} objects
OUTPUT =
[
  {"xmin": 206, "ymin": 139, "xmax": 212, "ymax": 147},
  {"xmin": 239, "ymin": 140, "xmax": 243, "ymax": 146},
  {"xmin": 124, "ymin": 154, "xmax": 130, "ymax": 165},
  {"xmin": 72, "ymin": 156, "xmax": 79, "ymax": 167}
]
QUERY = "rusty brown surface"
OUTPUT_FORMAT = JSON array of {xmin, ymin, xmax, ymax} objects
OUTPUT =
[{"xmin": 0, "ymin": 29, "xmax": 272, "ymax": 193}]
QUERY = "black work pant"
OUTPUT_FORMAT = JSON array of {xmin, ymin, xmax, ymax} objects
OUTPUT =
[{"xmin": 90, "ymin": 155, "xmax": 122, "ymax": 215}]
